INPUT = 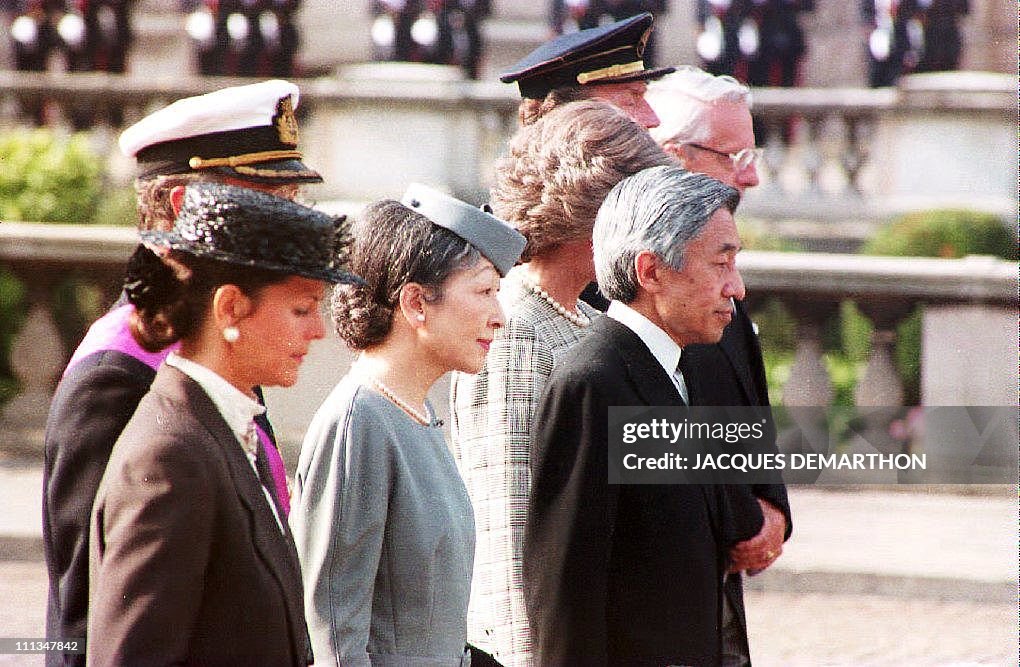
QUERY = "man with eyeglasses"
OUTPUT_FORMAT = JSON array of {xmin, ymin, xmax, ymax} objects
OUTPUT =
[
  {"xmin": 650, "ymin": 66, "xmax": 764, "ymax": 193},
  {"xmin": 648, "ymin": 65, "xmax": 792, "ymax": 667}
]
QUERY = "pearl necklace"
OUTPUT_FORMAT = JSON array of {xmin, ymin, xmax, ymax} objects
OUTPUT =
[
  {"xmin": 523, "ymin": 280, "xmax": 591, "ymax": 327},
  {"xmin": 369, "ymin": 377, "xmax": 433, "ymax": 427}
]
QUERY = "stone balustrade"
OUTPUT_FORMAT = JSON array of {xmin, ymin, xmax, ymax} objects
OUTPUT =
[
  {"xmin": 738, "ymin": 251, "xmax": 1017, "ymax": 410},
  {"xmin": 1, "ymin": 69, "xmax": 1015, "ymax": 247},
  {"xmin": 1, "ymin": 223, "xmax": 1015, "ymax": 461}
]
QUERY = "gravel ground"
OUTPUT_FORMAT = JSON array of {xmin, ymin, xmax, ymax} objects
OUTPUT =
[
  {"xmin": 1, "ymin": 559, "xmax": 1015, "ymax": 667},
  {"xmin": 745, "ymin": 590, "xmax": 1018, "ymax": 667}
]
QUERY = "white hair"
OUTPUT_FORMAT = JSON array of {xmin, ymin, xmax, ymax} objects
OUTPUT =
[
  {"xmin": 647, "ymin": 66, "xmax": 752, "ymax": 146},
  {"xmin": 593, "ymin": 165, "xmax": 740, "ymax": 303}
]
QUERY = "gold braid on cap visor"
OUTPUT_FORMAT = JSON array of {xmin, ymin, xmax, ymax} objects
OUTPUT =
[
  {"xmin": 576, "ymin": 60, "xmax": 645, "ymax": 85},
  {"xmin": 188, "ymin": 149, "xmax": 304, "ymax": 170}
]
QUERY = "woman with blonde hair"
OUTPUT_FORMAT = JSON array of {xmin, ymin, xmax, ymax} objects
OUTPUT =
[{"xmin": 450, "ymin": 99, "xmax": 673, "ymax": 666}]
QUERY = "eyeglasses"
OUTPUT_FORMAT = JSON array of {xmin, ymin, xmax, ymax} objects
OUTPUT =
[{"xmin": 685, "ymin": 143, "xmax": 763, "ymax": 171}]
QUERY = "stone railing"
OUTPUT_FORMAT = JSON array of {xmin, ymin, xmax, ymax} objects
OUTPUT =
[
  {"xmin": 739, "ymin": 251, "xmax": 1017, "ymax": 409},
  {"xmin": 1, "ymin": 69, "xmax": 1015, "ymax": 248},
  {"xmin": 1, "ymin": 223, "xmax": 1015, "ymax": 458}
]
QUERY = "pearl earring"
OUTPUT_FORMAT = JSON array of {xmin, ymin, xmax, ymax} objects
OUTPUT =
[
  {"xmin": 223, "ymin": 326, "xmax": 240, "ymax": 343},
  {"xmin": 416, "ymin": 313, "xmax": 426, "ymax": 322}
]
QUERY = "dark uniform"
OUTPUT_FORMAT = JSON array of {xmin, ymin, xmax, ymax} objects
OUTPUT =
[
  {"xmin": 862, "ymin": 0, "xmax": 910, "ymax": 87},
  {"xmin": 3, "ymin": 0, "xmax": 68, "ymax": 123},
  {"xmin": 914, "ymin": 0, "xmax": 968, "ymax": 73},
  {"xmin": 371, "ymin": 0, "xmax": 490, "ymax": 79},
  {"xmin": 186, "ymin": 0, "xmax": 300, "ymax": 77},
  {"xmin": 697, "ymin": 0, "xmax": 812, "ymax": 87},
  {"xmin": 696, "ymin": 0, "xmax": 746, "ymax": 78},
  {"xmin": 744, "ymin": 0, "xmax": 813, "ymax": 89},
  {"xmin": 69, "ymin": 0, "xmax": 132, "ymax": 73},
  {"xmin": 549, "ymin": 0, "xmax": 668, "ymax": 67}
]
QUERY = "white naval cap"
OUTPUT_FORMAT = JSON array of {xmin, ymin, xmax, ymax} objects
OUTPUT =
[{"xmin": 118, "ymin": 79, "xmax": 321, "ymax": 184}]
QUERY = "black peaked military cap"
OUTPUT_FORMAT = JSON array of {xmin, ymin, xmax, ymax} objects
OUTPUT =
[
  {"xmin": 119, "ymin": 80, "xmax": 323, "ymax": 185},
  {"xmin": 500, "ymin": 13, "xmax": 675, "ymax": 99}
]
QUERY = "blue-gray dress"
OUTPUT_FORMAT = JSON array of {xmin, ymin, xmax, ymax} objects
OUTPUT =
[{"xmin": 291, "ymin": 374, "xmax": 474, "ymax": 667}]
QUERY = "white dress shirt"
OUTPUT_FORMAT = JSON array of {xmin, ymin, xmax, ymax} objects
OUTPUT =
[
  {"xmin": 606, "ymin": 300, "xmax": 689, "ymax": 403},
  {"xmin": 165, "ymin": 353, "xmax": 284, "ymax": 532}
]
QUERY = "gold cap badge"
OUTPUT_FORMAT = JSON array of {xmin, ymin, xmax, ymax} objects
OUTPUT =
[{"xmin": 274, "ymin": 96, "xmax": 300, "ymax": 147}]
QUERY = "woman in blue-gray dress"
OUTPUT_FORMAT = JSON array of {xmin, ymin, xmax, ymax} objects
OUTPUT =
[{"xmin": 291, "ymin": 184, "xmax": 525, "ymax": 667}]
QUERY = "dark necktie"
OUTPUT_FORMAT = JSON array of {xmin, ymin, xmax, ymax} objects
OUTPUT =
[{"xmin": 247, "ymin": 423, "xmax": 287, "ymax": 527}]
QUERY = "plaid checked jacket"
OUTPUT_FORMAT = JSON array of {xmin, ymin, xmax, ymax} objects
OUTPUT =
[{"xmin": 450, "ymin": 275, "xmax": 599, "ymax": 667}]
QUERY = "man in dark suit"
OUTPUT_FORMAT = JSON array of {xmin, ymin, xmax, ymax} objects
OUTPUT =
[
  {"xmin": 41, "ymin": 79, "xmax": 321, "ymax": 666},
  {"xmin": 524, "ymin": 165, "xmax": 771, "ymax": 666},
  {"xmin": 648, "ymin": 66, "xmax": 792, "ymax": 666}
]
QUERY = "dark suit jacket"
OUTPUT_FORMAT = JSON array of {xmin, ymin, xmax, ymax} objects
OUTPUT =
[
  {"xmin": 682, "ymin": 300, "xmax": 792, "ymax": 526},
  {"xmin": 87, "ymin": 365, "xmax": 309, "ymax": 666},
  {"xmin": 681, "ymin": 300, "xmax": 792, "ymax": 656},
  {"xmin": 42, "ymin": 349, "xmax": 281, "ymax": 666},
  {"xmin": 524, "ymin": 316, "xmax": 763, "ymax": 667},
  {"xmin": 43, "ymin": 350, "xmax": 154, "ymax": 667}
]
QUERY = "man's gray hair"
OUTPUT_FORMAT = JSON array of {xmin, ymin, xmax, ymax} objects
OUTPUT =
[
  {"xmin": 647, "ymin": 66, "xmax": 752, "ymax": 146},
  {"xmin": 594, "ymin": 165, "xmax": 740, "ymax": 303}
]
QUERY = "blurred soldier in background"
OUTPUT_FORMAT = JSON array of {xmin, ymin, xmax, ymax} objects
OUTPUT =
[
  {"xmin": 4, "ymin": 0, "xmax": 65, "ymax": 73},
  {"xmin": 913, "ymin": 0, "xmax": 968, "ymax": 73},
  {"xmin": 60, "ymin": 0, "xmax": 133, "ymax": 126},
  {"xmin": 698, "ymin": 0, "xmax": 812, "ymax": 144},
  {"xmin": 861, "ymin": 0, "xmax": 918, "ymax": 86},
  {"xmin": 5, "ymin": 0, "xmax": 131, "ymax": 77},
  {"xmin": 184, "ymin": 0, "xmax": 301, "ymax": 76},
  {"xmin": 696, "ymin": 0, "xmax": 744, "ymax": 78},
  {"xmin": 3, "ymin": 0, "xmax": 73, "ymax": 123},
  {"xmin": 548, "ymin": 0, "xmax": 667, "ymax": 67},
  {"xmin": 743, "ymin": 0, "xmax": 812, "ymax": 89},
  {"xmin": 696, "ymin": 0, "xmax": 812, "ymax": 88},
  {"xmin": 862, "ymin": 0, "xmax": 968, "ymax": 88},
  {"xmin": 67, "ymin": 0, "xmax": 132, "ymax": 74},
  {"xmin": 743, "ymin": 0, "xmax": 812, "ymax": 143},
  {"xmin": 370, "ymin": 0, "xmax": 490, "ymax": 79}
]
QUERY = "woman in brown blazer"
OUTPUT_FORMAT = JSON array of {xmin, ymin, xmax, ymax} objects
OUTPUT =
[{"xmin": 87, "ymin": 183, "xmax": 359, "ymax": 666}]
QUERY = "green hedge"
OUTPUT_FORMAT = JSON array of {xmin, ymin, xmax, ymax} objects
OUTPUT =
[
  {"xmin": 0, "ymin": 129, "xmax": 103, "ymax": 224},
  {"xmin": 0, "ymin": 270, "xmax": 27, "ymax": 406},
  {"xmin": 0, "ymin": 129, "xmax": 137, "ymax": 407},
  {"xmin": 863, "ymin": 208, "xmax": 1015, "ymax": 403},
  {"xmin": 862, "ymin": 208, "xmax": 1017, "ymax": 261}
]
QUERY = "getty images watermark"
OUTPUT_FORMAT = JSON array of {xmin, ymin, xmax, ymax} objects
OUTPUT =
[{"xmin": 607, "ymin": 405, "xmax": 1018, "ymax": 485}]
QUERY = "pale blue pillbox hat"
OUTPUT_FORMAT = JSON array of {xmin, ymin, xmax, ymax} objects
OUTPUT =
[{"xmin": 401, "ymin": 183, "xmax": 526, "ymax": 277}]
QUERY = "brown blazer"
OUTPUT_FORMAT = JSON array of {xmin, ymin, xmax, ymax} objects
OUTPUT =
[{"xmin": 88, "ymin": 365, "xmax": 310, "ymax": 666}]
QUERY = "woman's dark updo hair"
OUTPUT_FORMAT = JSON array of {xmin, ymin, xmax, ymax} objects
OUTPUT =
[
  {"xmin": 124, "ymin": 245, "xmax": 288, "ymax": 352},
  {"xmin": 332, "ymin": 199, "xmax": 482, "ymax": 350}
]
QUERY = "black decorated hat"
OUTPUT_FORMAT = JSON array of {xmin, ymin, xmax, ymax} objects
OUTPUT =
[
  {"xmin": 500, "ymin": 13, "xmax": 675, "ymax": 99},
  {"xmin": 119, "ymin": 80, "xmax": 322, "ymax": 184},
  {"xmin": 140, "ymin": 183, "xmax": 361, "ymax": 285}
]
